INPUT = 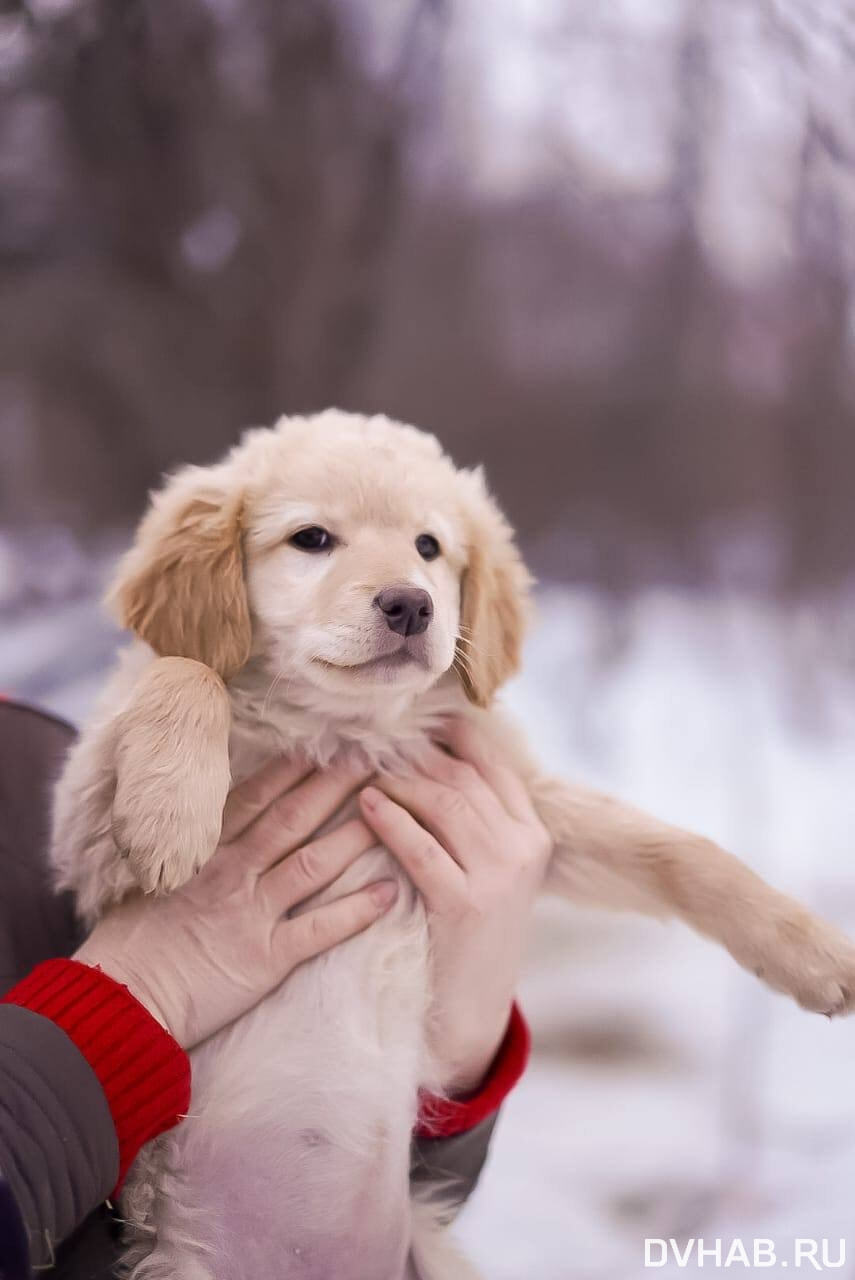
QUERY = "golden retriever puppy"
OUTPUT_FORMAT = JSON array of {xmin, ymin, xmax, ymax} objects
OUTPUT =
[{"xmin": 51, "ymin": 410, "xmax": 855, "ymax": 1280}]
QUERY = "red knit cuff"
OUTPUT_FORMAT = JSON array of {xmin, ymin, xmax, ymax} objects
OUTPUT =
[
  {"xmin": 3, "ymin": 958, "xmax": 191, "ymax": 1193},
  {"xmin": 415, "ymin": 1002, "xmax": 530, "ymax": 1139}
]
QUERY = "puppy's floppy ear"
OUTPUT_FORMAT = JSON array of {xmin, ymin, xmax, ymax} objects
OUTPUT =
[
  {"xmin": 108, "ymin": 465, "xmax": 251, "ymax": 680},
  {"xmin": 456, "ymin": 469, "xmax": 533, "ymax": 707}
]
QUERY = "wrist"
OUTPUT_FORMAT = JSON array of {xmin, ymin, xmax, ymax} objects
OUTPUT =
[
  {"xmin": 417, "ymin": 1002, "xmax": 530, "ymax": 1139},
  {"xmin": 443, "ymin": 1016, "xmax": 510, "ymax": 1095},
  {"xmin": 74, "ymin": 937, "xmax": 181, "ymax": 1045}
]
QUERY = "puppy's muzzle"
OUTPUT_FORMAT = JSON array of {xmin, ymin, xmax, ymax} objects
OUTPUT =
[{"xmin": 373, "ymin": 587, "xmax": 434, "ymax": 637}]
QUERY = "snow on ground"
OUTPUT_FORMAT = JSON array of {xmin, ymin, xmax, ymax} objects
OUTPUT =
[{"xmin": 3, "ymin": 539, "xmax": 855, "ymax": 1277}]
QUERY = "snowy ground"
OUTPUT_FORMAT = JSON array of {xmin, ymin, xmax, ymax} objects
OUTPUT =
[{"xmin": 3, "ymin": 535, "xmax": 855, "ymax": 1278}]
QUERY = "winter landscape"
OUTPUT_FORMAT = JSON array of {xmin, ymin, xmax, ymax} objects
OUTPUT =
[{"xmin": 4, "ymin": 1, "xmax": 855, "ymax": 1272}]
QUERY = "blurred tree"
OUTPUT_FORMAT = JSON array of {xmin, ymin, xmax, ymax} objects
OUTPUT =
[{"xmin": 1, "ymin": 0, "xmax": 854, "ymax": 589}]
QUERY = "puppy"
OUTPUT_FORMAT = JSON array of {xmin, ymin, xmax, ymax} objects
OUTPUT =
[{"xmin": 52, "ymin": 411, "xmax": 855, "ymax": 1280}]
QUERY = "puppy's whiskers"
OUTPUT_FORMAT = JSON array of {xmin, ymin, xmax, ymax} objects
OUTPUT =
[
  {"xmin": 261, "ymin": 670, "xmax": 285, "ymax": 718},
  {"xmin": 456, "ymin": 624, "xmax": 495, "ymax": 654},
  {"xmin": 455, "ymin": 630, "xmax": 498, "ymax": 665},
  {"xmin": 452, "ymin": 647, "xmax": 477, "ymax": 680}
]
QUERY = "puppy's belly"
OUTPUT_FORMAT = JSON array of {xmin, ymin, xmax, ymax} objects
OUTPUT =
[{"xmin": 132, "ymin": 848, "xmax": 430, "ymax": 1280}]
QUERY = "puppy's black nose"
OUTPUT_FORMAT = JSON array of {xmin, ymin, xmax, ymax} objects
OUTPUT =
[{"xmin": 374, "ymin": 587, "xmax": 434, "ymax": 637}]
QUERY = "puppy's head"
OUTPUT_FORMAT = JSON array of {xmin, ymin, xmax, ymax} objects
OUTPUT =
[{"xmin": 110, "ymin": 411, "xmax": 532, "ymax": 710}]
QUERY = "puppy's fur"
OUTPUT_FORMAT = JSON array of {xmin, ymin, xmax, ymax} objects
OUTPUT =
[{"xmin": 53, "ymin": 411, "xmax": 855, "ymax": 1279}]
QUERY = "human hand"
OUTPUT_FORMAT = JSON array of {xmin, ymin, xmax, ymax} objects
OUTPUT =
[
  {"xmin": 75, "ymin": 756, "xmax": 398, "ymax": 1049},
  {"xmin": 358, "ymin": 717, "xmax": 550, "ymax": 1093}
]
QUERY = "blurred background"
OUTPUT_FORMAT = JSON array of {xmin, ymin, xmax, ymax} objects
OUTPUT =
[{"xmin": 2, "ymin": 0, "xmax": 855, "ymax": 1275}]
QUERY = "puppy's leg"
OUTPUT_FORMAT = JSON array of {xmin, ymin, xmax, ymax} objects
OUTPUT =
[
  {"xmin": 111, "ymin": 657, "xmax": 232, "ymax": 893},
  {"xmin": 52, "ymin": 701, "xmax": 134, "ymax": 924},
  {"xmin": 535, "ymin": 775, "xmax": 855, "ymax": 1016},
  {"xmin": 408, "ymin": 1194, "xmax": 485, "ymax": 1280}
]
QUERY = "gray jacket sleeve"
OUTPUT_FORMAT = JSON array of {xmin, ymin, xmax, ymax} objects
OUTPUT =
[
  {"xmin": 410, "ymin": 1113, "xmax": 499, "ymax": 1214},
  {"xmin": 0, "ymin": 1004, "xmax": 119, "ymax": 1275}
]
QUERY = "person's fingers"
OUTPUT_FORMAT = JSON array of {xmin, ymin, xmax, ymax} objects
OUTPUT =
[
  {"xmin": 369, "ymin": 765, "xmax": 486, "ymax": 871},
  {"xmin": 275, "ymin": 879, "xmax": 398, "ymax": 967},
  {"xmin": 435, "ymin": 717, "xmax": 538, "ymax": 824},
  {"xmin": 237, "ymin": 760, "xmax": 373, "ymax": 872},
  {"xmin": 359, "ymin": 787, "xmax": 467, "ymax": 908},
  {"xmin": 410, "ymin": 741, "xmax": 503, "ymax": 828},
  {"xmin": 260, "ymin": 818, "xmax": 379, "ymax": 913},
  {"xmin": 220, "ymin": 755, "xmax": 314, "ymax": 844}
]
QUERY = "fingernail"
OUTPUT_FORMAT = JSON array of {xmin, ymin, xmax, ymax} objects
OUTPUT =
[
  {"xmin": 370, "ymin": 879, "xmax": 398, "ymax": 909},
  {"xmin": 361, "ymin": 786, "xmax": 382, "ymax": 809}
]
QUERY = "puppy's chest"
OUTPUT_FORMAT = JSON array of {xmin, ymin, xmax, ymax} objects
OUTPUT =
[{"xmin": 227, "ymin": 722, "xmax": 418, "ymax": 909}]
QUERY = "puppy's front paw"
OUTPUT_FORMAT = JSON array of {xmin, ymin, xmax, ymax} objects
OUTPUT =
[
  {"xmin": 751, "ymin": 911, "xmax": 855, "ymax": 1017},
  {"xmin": 110, "ymin": 656, "xmax": 232, "ymax": 894},
  {"xmin": 112, "ymin": 780, "xmax": 225, "ymax": 893}
]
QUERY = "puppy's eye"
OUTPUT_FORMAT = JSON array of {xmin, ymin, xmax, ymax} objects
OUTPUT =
[
  {"xmin": 415, "ymin": 533, "xmax": 440, "ymax": 561},
  {"xmin": 290, "ymin": 526, "xmax": 333, "ymax": 552}
]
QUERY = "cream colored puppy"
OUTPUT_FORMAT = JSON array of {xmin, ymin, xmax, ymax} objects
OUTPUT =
[{"xmin": 52, "ymin": 411, "xmax": 855, "ymax": 1280}]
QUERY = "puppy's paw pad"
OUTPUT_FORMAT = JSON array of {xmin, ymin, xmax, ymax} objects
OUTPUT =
[
  {"xmin": 757, "ymin": 917, "xmax": 855, "ymax": 1018},
  {"xmin": 112, "ymin": 801, "xmax": 221, "ymax": 894},
  {"xmin": 799, "ymin": 972, "xmax": 855, "ymax": 1018}
]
